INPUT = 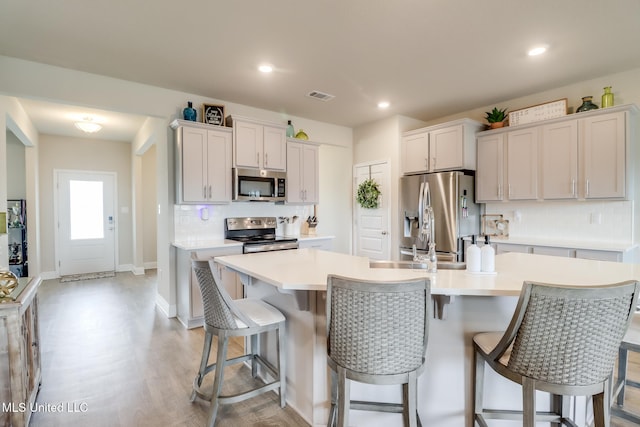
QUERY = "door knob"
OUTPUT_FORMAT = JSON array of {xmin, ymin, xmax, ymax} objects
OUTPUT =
[{"xmin": 381, "ymin": 231, "xmax": 388, "ymax": 235}]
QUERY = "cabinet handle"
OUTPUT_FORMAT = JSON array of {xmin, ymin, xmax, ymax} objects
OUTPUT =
[
  {"xmin": 425, "ymin": 158, "xmax": 429, "ymax": 170},
  {"xmin": 585, "ymin": 179, "xmax": 590, "ymax": 197},
  {"xmin": 497, "ymin": 184, "xmax": 502, "ymax": 199},
  {"xmin": 508, "ymin": 184, "xmax": 512, "ymax": 198},
  {"xmin": 300, "ymin": 190, "xmax": 304, "ymax": 200},
  {"xmin": 257, "ymin": 152, "xmax": 260, "ymax": 165},
  {"xmin": 265, "ymin": 153, "xmax": 268, "ymax": 166},
  {"xmin": 304, "ymin": 189, "xmax": 307, "ymax": 200},
  {"xmin": 571, "ymin": 179, "xmax": 576, "ymax": 196},
  {"xmin": 208, "ymin": 185, "xmax": 212, "ymax": 199},
  {"xmin": 203, "ymin": 185, "xmax": 207, "ymax": 199},
  {"xmin": 432, "ymin": 157, "xmax": 436, "ymax": 170}
]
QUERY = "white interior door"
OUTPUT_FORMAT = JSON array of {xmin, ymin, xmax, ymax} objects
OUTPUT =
[
  {"xmin": 56, "ymin": 171, "xmax": 116, "ymax": 276},
  {"xmin": 354, "ymin": 161, "xmax": 390, "ymax": 260}
]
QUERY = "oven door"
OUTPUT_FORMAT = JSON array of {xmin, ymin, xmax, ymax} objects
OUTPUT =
[{"xmin": 233, "ymin": 168, "xmax": 285, "ymax": 202}]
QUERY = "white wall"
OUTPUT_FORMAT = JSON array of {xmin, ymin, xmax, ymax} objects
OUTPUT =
[
  {"xmin": 6, "ymin": 130, "xmax": 26, "ymax": 199},
  {"xmin": 142, "ymin": 145, "xmax": 157, "ymax": 267},
  {"xmin": 0, "ymin": 55, "xmax": 353, "ymax": 315}
]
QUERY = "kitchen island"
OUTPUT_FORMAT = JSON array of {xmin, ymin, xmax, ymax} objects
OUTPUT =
[{"xmin": 214, "ymin": 249, "xmax": 640, "ymax": 427}]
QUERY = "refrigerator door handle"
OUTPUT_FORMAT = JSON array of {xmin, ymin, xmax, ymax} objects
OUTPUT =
[{"xmin": 418, "ymin": 181, "xmax": 425, "ymax": 240}]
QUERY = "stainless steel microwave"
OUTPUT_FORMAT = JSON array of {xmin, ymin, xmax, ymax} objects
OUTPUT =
[{"xmin": 232, "ymin": 168, "xmax": 286, "ymax": 202}]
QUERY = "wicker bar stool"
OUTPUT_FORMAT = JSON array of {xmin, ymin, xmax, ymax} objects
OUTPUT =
[
  {"xmin": 473, "ymin": 280, "xmax": 639, "ymax": 427},
  {"xmin": 190, "ymin": 259, "xmax": 287, "ymax": 427},
  {"xmin": 326, "ymin": 274, "xmax": 430, "ymax": 427},
  {"xmin": 612, "ymin": 311, "xmax": 640, "ymax": 424}
]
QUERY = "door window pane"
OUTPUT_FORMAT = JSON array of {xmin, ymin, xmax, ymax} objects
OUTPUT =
[{"xmin": 69, "ymin": 180, "xmax": 104, "ymax": 240}]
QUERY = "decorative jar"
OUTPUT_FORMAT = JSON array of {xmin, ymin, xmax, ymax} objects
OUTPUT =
[
  {"xmin": 576, "ymin": 96, "xmax": 599, "ymax": 113},
  {"xmin": 601, "ymin": 87, "xmax": 614, "ymax": 108},
  {"xmin": 183, "ymin": 101, "xmax": 197, "ymax": 121}
]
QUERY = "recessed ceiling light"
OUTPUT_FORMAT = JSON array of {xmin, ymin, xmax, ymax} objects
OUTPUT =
[
  {"xmin": 378, "ymin": 101, "xmax": 390, "ymax": 109},
  {"xmin": 258, "ymin": 64, "xmax": 273, "ymax": 73},
  {"xmin": 528, "ymin": 46, "xmax": 547, "ymax": 56},
  {"xmin": 74, "ymin": 116, "xmax": 102, "ymax": 133}
]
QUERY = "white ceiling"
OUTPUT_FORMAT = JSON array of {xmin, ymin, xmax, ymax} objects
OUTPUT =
[{"xmin": 1, "ymin": 0, "xmax": 640, "ymax": 140}]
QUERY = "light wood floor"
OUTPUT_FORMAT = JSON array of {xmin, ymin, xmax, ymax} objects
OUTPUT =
[{"xmin": 29, "ymin": 271, "xmax": 640, "ymax": 427}]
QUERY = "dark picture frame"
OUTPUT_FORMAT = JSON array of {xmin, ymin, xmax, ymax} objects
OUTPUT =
[{"xmin": 202, "ymin": 104, "xmax": 225, "ymax": 126}]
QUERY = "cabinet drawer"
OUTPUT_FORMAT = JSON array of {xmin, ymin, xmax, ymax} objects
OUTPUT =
[
  {"xmin": 575, "ymin": 249, "xmax": 622, "ymax": 262},
  {"xmin": 496, "ymin": 243, "xmax": 531, "ymax": 254},
  {"xmin": 532, "ymin": 246, "xmax": 575, "ymax": 257}
]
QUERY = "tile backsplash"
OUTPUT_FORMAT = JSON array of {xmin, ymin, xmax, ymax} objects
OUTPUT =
[
  {"xmin": 174, "ymin": 203, "xmax": 314, "ymax": 242},
  {"xmin": 485, "ymin": 200, "xmax": 634, "ymax": 244}
]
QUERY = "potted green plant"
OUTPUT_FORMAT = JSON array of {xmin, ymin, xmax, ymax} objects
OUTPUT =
[{"xmin": 485, "ymin": 107, "xmax": 508, "ymax": 129}]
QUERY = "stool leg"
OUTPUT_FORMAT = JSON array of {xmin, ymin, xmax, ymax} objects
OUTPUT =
[
  {"xmin": 593, "ymin": 377, "xmax": 612, "ymax": 427},
  {"xmin": 337, "ymin": 366, "xmax": 350, "ymax": 427},
  {"xmin": 251, "ymin": 333, "xmax": 258, "ymax": 378},
  {"xmin": 616, "ymin": 347, "xmax": 628, "ymax": 406},
  {"xmin": 403, "ymin": 371, "xmax": 418, "ymax": 427},
  {"xmin": 207, "ymin": 332, "xmax": 229, "ymax": 427},
  {"xmin": 522, "ymin": 377, "xmax": 536, "ymax": 427},
  {"xmin": 191, "ymin": 331, "xmax": 213, "ymax": 402},
  {"xmin": 277, "ymin": 323, "xmax": 286, "ymax": 408},
  {"xmin": 327, "ymin": 368, "xmax": 337, "ymax": 427},
  {"xmin": 473, "ymin": 348, "xmax": 485, "ymax": 424}
]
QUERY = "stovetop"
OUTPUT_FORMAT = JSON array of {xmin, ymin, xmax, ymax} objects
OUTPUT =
[{"xmin": 224, "ymin": 217, "xmax": 298, "ymax": 246}]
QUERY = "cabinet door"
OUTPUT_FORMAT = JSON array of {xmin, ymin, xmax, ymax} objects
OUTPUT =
[
  {"xmin": 476, "ymin": 134, "xmax": 504, "ymax": 202},
  {"xmin": 206, "ymin": 129, "xmax": 232, "ymax": 202},
  {"xmin": 263, "ymin": 125, "xmax": 286, "ymax": 170},
  {"xmin": 430, "ymin": 125, "xmax": 463, "ymax": 171},
  {"xmin": 401, "ymin": 132, "xmax": 429, "ymax": 174},
  {"xmin": 234, "ymin": 120, "xmax": 262, "ymax": 168},
  {"xmin": 506, "ymin": 128, "xmax": 538, "ymax": 200},
  {"xmin": 301, "ymin": 144, "xmax": 319, "ymax": 203},
  {"xmin": 181, "ymin": 127, "xmax": 207, "ymax": 202},
  {"xmin": 580, "ymin": 111, "xmax": 626, "ymax": 199},
  {"xmin": 541, "ymin": 121, "xmax": 578, "ymax": 199},
  {"xmin": 286, "ymin": 142, "xmax": 304, "ymax": 203}
]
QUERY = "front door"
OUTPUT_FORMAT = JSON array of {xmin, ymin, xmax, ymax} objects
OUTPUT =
[
  {"xmin": 56, "ymin": 170, "xmax": 116, "ymax": 276},
  {"xmin": 353, "ymin": 161, "xmax": 390, "ymax": 260}
]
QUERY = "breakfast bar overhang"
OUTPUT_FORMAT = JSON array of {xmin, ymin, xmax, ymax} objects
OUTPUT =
[{"xmin": 214, "ymin": 249, "xmax": 640, "ymax": 427}]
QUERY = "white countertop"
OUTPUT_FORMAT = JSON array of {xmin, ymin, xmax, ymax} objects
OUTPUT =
[
  {"xmin": 214, "ymin": 248, "xmax": 640, "ymax": 296},
  {"xmin": 171, "ymin": 239, "xmax": 243, "ymax": 251}
]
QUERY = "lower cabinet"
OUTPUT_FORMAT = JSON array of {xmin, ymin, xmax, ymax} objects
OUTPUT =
[
  {"xmin": 0, "ymin": 277, "xmax": 42, "ymax": 427},
  {"xmin": 176, "ymin": 246, "xmax": 243, "ymax": 329},
  {"xmin": 495, "ymin": 242, "xmax": 628, "ymax": 262},
  {"xmin": 298, "ymin": 236, "xmax": 334, "ymax": 251}
]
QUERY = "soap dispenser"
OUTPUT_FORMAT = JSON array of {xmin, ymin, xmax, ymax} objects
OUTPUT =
[
  {"xmin": 466, "ymin": 235, "xmax": 481, "ymax": 272},
  {"xmin": 480, "ymin": 235, "xmax": 495, "ymax": 273}
]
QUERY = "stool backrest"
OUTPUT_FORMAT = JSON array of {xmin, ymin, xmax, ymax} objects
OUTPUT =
[
  {"xmin": 326, "ymin": 275, "xmax": 430, "ymax": 376},
  {"xmin": 502, "ymin": 280, "xmax": 640, "ymax": 386},
  {"xmin": 192, "ymin": 259, "xmax": 254, "ymax": 330}
]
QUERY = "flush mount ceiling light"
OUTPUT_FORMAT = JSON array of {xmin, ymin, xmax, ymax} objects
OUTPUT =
[
  {"xmin": 258, "ymin": 64, "xmax": 273, "ymax": 73},
  {"xmin": 377, "ymin": 101, "xmax": 390, "ymax": 109},
  {"xmin": 74, "ymin": 117, "xmax": 102, "ymax": 133},
  {"xmin": 528, "ymin": 45, "xmax": 547, "ymax": 56}
]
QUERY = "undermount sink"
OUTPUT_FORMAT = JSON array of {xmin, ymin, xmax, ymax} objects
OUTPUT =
[{"xmin": 369, "ymin": 260, "xmax": 466, "ymax": 270}]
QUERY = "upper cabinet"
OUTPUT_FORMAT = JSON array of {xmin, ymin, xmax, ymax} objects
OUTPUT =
[
  {"xmin": 401, "ymin": 119, "xmax": 484, "ymax": 175},
  {"xmin": 286, "ymin": 139, "xmax": 319, "ymax": 204},
  {"xmin": 227, "ymin": 115, "xmax": 287, "ymax": 171},
  {"xmin": 476, "ymin": 105, "xmax": 636, "ymax": 203},
  {"xmin": 171, "ymin": 119, "xmax": 233, "ymax": 204}
]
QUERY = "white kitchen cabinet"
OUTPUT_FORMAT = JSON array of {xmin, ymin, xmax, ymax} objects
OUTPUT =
[
  {"xmin": 298, "ymin": 236, "xmax": 334, "ymax": 250},
  {"xmin": 228, "ymin": 115, "xmax": 287, "ymax": 171},
  {"xmin": 171, "ymin": 120, "xmax": 232, "ymax": 204},
  {"xmin": 506, "ymin": 127, "xmax": 538, "ymax": 200},
  {"xmin": 176, "ymin": 246, "xmax": 243, "ymax": 329},
  {"xmin": 286, "ymin": 139, "xmax": 319, "ymax": 204},
  {"xmin": 541, "ymin": 121, "xmax": 578, "ymax": 199},
  {"xmin": 476, "ymin": 133, "xmax": 505, "ymax": 202},
  {"xmin": 401, "ymin": 119, "xmax": 483, "ymax": 175},
  {"xmin": 476, "ymin": 105, "xmax": 636, "ymax": 202},
  {"xmin": 580, "ymin": 111, "xmax": 626, "ymax": 199}
]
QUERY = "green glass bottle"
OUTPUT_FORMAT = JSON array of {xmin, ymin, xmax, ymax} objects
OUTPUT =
[{"xmin": 601, "ymin": 86, "xmax": 614, "ymax": 108}]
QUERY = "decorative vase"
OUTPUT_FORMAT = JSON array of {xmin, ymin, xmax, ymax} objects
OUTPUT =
[
  {"xmin": 601, "ymin": 87, "xmax": 614, "ymax": 108},
  {"xmin": 183, "ymin": 101, "xmax": 197, "ymax": 121},
  {"xmin": 286, "ymin": 120, "xmax": 295, "ymax": 137},
  {"xmin": 576, "ymin": 96, "xmax": 599, "ymax": 113},
  {"xmin": 489, "ymin": 122, "xmax": 505, "ymax": 129},
  {"xmin": 295, "ymin": 129, "xmax": 309, "ymax": 140}
]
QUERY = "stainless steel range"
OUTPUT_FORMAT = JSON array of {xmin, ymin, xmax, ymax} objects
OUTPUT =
[{"xmin": 225, "ymin": 217, "xmax": 299, "ymax": 253}]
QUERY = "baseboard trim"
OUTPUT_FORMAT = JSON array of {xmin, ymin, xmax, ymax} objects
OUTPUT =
[{"xmin": 155, "ymin": 293, "xmax": 176, "ymax": 318}]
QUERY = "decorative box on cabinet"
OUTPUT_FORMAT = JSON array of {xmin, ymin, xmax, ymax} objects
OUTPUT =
[
  {"xmin": 286, "ymin": 138, "xmax": 319, "ymax": 204},
  {"xmin": 0, "ymin": 277, "xmax": 41, "ymax": 427},
  {"xmin": 476, "ymin": 104, "xmax": 637, "ymax": 202},
  {"xmin": 175, "ymin": 246, "xmax": 243, "ymax": 329},
  {"xmin": 171, "ymin": 119, "xmax": 233, "ymax": 204},
  {"xmin": 401, "ymin": 118, "xmax": 483, "ymax": 175},
  {"xmin": 226, "ymin": 115, "xmax": 287, "ymax": 171}
]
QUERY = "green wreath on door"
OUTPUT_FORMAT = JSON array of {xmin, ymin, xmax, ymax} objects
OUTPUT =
[{"xmin": 356, "ymin": 178, "xmax": 381, "ymax": 209}]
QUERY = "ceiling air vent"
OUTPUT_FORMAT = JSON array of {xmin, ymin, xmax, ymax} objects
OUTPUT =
[{"xmin": 306, "ymin": 90, "xmax": 335, "ymax": 102}]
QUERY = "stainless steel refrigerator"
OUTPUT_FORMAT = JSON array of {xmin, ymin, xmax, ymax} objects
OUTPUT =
[{"xmin": 399, "ymin": 171, "xmax": 480, "ymax": 262}]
